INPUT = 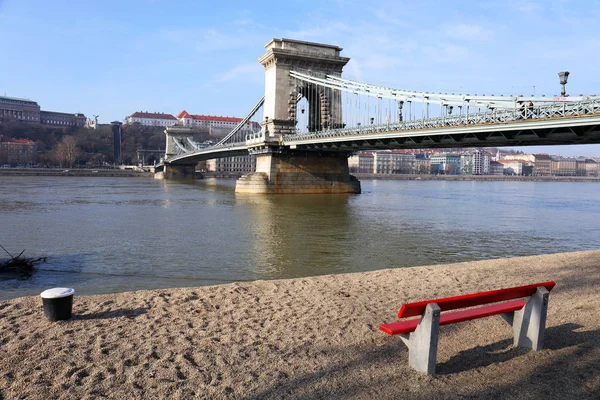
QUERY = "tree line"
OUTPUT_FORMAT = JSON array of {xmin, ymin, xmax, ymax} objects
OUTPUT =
[{"xmin": 0, "ymin": 118, "xmax": 166, "ymax": 167}]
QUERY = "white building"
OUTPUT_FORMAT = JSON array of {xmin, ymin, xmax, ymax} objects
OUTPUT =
[
  {"xmin": 472, "ymin": 150, "xmax": 490, "ymax": 175},
  {"xmin": 176, "ymin": 110, "xmax": 260, "ymax": 132},
  {"xmin": 357, "ymin": 151, "xmax": 416, "ymax": 174},
  {"xmin": 206, "ymin": 155, "xmax": 256, "ymax": 174},
  {"xmin": 500, "ymin": 154, "xmax": 535, "ymax": 162},
  {"xmin": 125, "ymin": 112, "xmax": 178, "ymax": 127},
  {"xmin": 348, "ymin": 155, "xmax": 359, "ymax": 173},
  {"xmin": 499, "ymin": 159, "xmax": 526, "ymax": 175},
  {"xmin": 460, "ymin": 154, "xmax": 473, "ymax": 175},
  {"xmin": 460, "ymin": 150, "xmax": 490, "ymax": 175},
  {"xmin": 358, "ymin": 153, "xmax": 374, "ymax": 173},
  {"xmin": 431, "ymin": 153, "xmax": 461, "ymax": 174}
]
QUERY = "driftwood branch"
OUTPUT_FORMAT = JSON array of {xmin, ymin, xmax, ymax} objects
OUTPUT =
[{"xmin": 0, "ymin": 247, "xmax": 46, "ymax": 278}]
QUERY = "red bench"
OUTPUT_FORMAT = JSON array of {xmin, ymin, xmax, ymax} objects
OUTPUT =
[{"xmin": 380, "ymin": 281, "xmax": 555, "ymax": 374}]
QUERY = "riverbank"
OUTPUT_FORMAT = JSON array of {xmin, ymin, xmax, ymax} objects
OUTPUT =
[
  {"xmin": 1, "ymin": 250, "xmax": 599, "ymax": 399},
  {"xmin": 0, "ymin": 168, "xmax": 151, "ymax": 177},
  {"xmin": 354, "ymin": 173, "xmax": 600, "ymax": 182}
]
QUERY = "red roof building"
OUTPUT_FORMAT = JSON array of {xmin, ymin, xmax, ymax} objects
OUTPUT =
[
  {"xmin": 0, "ymin": 137, "xmax": 36, "ymax": 166},
  {"xmin": 176, "ymin": 110, "xmax": 260, "ymax": 132}
]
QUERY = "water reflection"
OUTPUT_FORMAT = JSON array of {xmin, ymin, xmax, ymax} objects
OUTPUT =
[{"xmin": 237, "ymin": 194, "xmax": 353, "ymax": 278}]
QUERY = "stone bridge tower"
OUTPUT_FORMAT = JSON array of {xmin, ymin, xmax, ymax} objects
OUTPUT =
[
  {"xmin": 155, "ymin": 127, "xmax": 197, "ymax": 180},
  {"xmin": 236, "ymin": 39, "xmax": 361, "ymax": 194}
]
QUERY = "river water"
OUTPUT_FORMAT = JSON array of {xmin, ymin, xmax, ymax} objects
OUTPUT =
[{"xmin": 1, "ymin": 176, "xmax": 599, "ymax": 301}]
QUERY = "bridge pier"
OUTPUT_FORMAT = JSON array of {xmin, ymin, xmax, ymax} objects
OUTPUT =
[
  {"xmin": 235, "ymin": 151, "xmax": 360, "ymax": 194},
  {"xmin": 154, "ymin": 163, "xmax": 196, "ymax": 180}
]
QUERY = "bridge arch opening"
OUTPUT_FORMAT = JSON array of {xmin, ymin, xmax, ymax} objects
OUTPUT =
[{"xmin": 292, "ymin": 80, "xmax": 345, "ymax": 134}]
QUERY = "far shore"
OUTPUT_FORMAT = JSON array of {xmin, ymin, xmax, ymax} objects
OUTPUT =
[
  {"xmin": 204, "ymin": 172, "xmax": 600, "ymax": 182},
  {"xmin": 0, "ymin": 167, "xmax": 152, "ymax": 178},
  {"xmin": 353, "ymin": 173, "xmax": 600, "ymax": 182},
  {"xmin": 2, "ymin": 169, "xmax": 599, "ymax": 182},
  {"xmin": 1, "ymin": 250, "xmax": 599, "ymax": 399}
]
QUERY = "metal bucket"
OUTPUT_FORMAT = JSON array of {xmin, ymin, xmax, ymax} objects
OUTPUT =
[{"xmin": 40, "ymin": 288, "xmax": 75, "ymax": 321}]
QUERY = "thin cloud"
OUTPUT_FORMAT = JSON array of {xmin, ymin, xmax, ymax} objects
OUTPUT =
[
  {"xmin": 446, "ymin": 24, "xmax": 493, "ymax": 41},
  {"xmin": 285, "ymin": 22, "xmax": 352, "ymax": 42},
  {"xmin": 159, "ymin": 28, "xmax": 264, "ymax": 54},
  {"xmin": 507, "ymin": 0, "xmax": 543, "ymax": 13},
  {"xmin": 216, "ymin": 63, "xmax": 264, "ymax": 84}
]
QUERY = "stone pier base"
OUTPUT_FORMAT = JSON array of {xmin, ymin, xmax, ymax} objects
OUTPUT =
[
  {"xmin": 154, "ymin": 164, "xmax": 196, "ymax": 180},
  {"xmin": 235, "ymin": 152, "xmax": 361, "ymax": 194}
]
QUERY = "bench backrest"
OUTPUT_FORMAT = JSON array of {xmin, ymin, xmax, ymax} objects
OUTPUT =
[{"xmin": 397, "ymin": 281, "xmax": 556, "ymax": 318}]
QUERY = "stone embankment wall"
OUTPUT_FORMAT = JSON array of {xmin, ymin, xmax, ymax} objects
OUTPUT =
[
  {"xmin": 354, "ymin": 173, "xmax": 600, "ymax": 182},
  {"xmin": 0, "ymin": 168, "xmax": 150, "ymax": 177}
]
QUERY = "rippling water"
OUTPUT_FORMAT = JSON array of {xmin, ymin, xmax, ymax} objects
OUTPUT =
[{"xmin": 1, "ymin": 176, "xmax": 599, "ymax": 300}]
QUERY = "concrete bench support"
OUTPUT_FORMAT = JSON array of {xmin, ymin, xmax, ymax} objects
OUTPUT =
[
  {"xmin": 512, "ymin": 287, "xmax": 549, "ymax": 350},
  {"xmin": 400, "ymin": 303, "xmax": 441, "ymax": 374}
]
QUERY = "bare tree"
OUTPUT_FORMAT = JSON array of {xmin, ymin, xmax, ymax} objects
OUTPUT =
[{"xmin": 54, "ymin": 136, "xmax": 81, "ymax": 168}]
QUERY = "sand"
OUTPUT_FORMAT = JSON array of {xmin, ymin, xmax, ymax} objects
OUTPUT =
[{"xmin": 1, "ymin": 250, "xmax": 599, "ymax": 399}]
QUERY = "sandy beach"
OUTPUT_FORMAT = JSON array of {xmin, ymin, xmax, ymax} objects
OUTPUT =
[{"xmin": 1, "ymin": 250, "xmax": 599, "ymax": 399}]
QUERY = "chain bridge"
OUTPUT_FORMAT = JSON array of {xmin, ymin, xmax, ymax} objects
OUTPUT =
[{"xmin": 155, "ymin": 38, "xmax": 600, "ymax": 194}]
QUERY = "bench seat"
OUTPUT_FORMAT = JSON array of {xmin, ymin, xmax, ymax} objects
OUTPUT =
[
  {"xmin": 379, "ymin": 281, "xmax": 554, "ymax": 374},
  {"xmin": 380, "ymin": 299, "xmax": 526, "ymax": 335}
]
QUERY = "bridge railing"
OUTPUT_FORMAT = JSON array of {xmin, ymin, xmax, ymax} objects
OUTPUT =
[
  {"xmin": 168, "ymin": 140, "xmax": 248, "ymax": 158},
  {"xmin": 283, "ymin": 98, "xmax": 600, "ymax": 142}
]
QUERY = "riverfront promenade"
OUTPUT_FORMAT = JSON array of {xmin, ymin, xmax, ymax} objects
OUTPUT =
[{"xmin": 1, "ymin": 250, "xmax": 599, "ymax": 399}]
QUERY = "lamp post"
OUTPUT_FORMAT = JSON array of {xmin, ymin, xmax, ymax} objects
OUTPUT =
[
  {"xmin": 398, "ymin": 101, "xmax": 404, "ymax": 122},
  {"xmin": 558, "ymin": 71, "xmax": 570, "ymax": 97}
]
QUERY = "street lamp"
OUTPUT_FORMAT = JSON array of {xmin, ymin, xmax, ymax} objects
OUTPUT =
[
  {"xmin": 398, "ymin": 101, "xmax": 404, "ymax": 121},
  {"xmin": 558, "ymin": 71, "xmax": 570, "ymax": 97}
]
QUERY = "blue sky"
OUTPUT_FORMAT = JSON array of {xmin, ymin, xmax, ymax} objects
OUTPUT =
[{"xmin": 1, "ymin": 0, "xmax": 600, "ymax": 156}]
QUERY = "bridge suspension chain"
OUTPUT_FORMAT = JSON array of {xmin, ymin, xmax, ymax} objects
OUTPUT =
[
  {"xmin": 291, "ymin": 70, "xmax": 596, "ymax": 109},
  {"xmin": 171, "ymin": 137, "xmax": 191, "ymax": 154},
  {"xmin": 288, "ymin": 69, "xmax": 600, "ymax": 137},
  {"xmin": 215, "ymin": 96, "xmax": 265, "ymax": 146}
]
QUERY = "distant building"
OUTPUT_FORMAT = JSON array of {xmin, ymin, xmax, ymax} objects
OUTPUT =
[
  {"xmin": 176, "ymin": 110, "xmax": 260, "ymax": 133},
  {"xmin": 358, "ymin": 153, "xmax": 374, "ymax": 173},
  {"xmin": 373, "ymin": 152, "xmax": 392, "ymax": 174},
  {"xmin": 472, "ymin": 150, "xmax": 490, "ymax": 175},
  {"xmin": 430, "ymin": 153, "xmax": 460, "ymax": 174},
  {"xmin": 575, "ymin": 157, "xmax": 587, "ymax": 176},
  {"xmin": 499, "ymin": 159, "xmax": 526, "ymax": 175},
  {"xmin": 348, "ymin": 155, "xmax": 359, "ymax": 173},
  {"xmin": 551, "ymin": 156, "xmax": 577, "ymax": 176},
  {"xmin": 0, "ymin": 137, "xmax": 36, "ymax": 166},
  {"xmin": 0, "ymin": 96, "xmax": 41, "ymax": 123},
  {"xmin": 392, "ymin": 153, "xmax": 416, "ymax": 174},
  {"xmin": 125, "ymin": 112, "xmax": 178, "ymax": 127},
  {"xmin": 460, "ymin": 154, "xmax": 473, "ymax": 175},
  {"xmin": 501, "ymin": 154, "xmax": 535, "ymax": 163},
  {"xmin": 414, "ymin": 153, "xmax": 430, "ymax": 174},
  {"xmin": 371, "ymin": 151, "xmax": 415, "ymax": 174},
  {"xmin": 489, "ymin": 161, "xmax": 504, "ymax": 176},
  {"xmin": 0, "ymin": 95, "xmax": 86, "ymax": 127},
  {"xmin": 40, "ymin": 111, "xmax": 86, "ymax": 127},
  {"xmin": 533, "ymin": 154, "xmax": 552, "ymax": 176},
  {"xmin": 206, "ymin": 155, "xmax": 256, "ymax": 174},
  {"xmin": 585, "ymin": 159, "xmax": 598, "ymax": 177}
]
